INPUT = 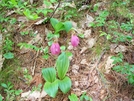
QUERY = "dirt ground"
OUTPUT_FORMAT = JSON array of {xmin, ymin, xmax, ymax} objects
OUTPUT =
[{"xmin": 1, "ymin": 1, "xmax": 134, "ymax": 101}]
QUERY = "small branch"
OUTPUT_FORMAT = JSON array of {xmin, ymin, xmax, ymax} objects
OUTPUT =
[
  {"xmin": 50, "ymin": 0, "xmax": 61, "ymax": 19},
  {"xmin": 44, "ymin": 0, "xmax": 61, "ymax": 23},
  {"xmin": 31, "ymin": 50, "xmax": 39, "ymax": 75}
]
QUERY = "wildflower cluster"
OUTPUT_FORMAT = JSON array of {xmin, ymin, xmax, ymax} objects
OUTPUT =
[{"xmin": 50, "ymin": 33, "xmax": 79, "ymax": 55}]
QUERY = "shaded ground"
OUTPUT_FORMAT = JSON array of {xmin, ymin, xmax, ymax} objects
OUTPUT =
[{"xmin": 1, "ymin": 1, "xmax": 134, "ymax": 101}]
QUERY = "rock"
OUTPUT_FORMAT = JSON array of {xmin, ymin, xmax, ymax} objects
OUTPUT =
[
  {"xmin": 80, "ymin": 14, "xmax": 94, "ymax": 28},
  {"xmin": 72, "ymin": 64, "xmax": 79, "ymax": 74},
  {"xmin": 84, "ymin": 29, "xmax": 92, "ymax": 38},
  {"xmin": 21, "ymin": 90, "xmax": 47, "ymax": 100},
  {"xmin": 80, "ymin": 59, "xmax": 89, "ymax": 65},
  {"xmin": 110, "ymin": 44, "xmax": 127, "ymax": 53},
  {"xmin": 105, "ymin": 56, "xmax": 114, "ymax": 73},
  {"xmin": 80, "ymin": 47, "xmax": 87, "ymax": 54},
  {"xmin": 87, "ymin": 38, "xmax": 96, "ymax": 48}
]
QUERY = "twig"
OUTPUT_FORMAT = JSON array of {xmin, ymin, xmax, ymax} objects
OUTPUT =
[
  {"xmin": 95, "ymin": 49, "xmax": 106, "ymax": 71},
  {"xmin": 44, "ymin": 0, "xmax": 61, "ymax": 23},
  {"xmin": 50, "ymin": 0, "xmax": 61, "ymax": 19},
  {"xmin": 31, "ymin": 50, "xmax": 39, "ymax": 75}
]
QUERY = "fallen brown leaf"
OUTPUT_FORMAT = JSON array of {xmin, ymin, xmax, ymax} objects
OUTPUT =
[{"xmin": 30, "ymin": 74, "xmax": 43, "ymax": 86}]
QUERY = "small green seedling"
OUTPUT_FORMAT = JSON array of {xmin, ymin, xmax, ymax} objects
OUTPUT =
[
  {"xmin": 111, "ymin": 53, "xmax": 134, "ymax": 84},
  {"xmin": 42, "ymin": 46, "xmax": 49, "ymax": 60},
  {"xmin": 68, "ymin": 94, "xmax": 78, "ymax": 101},
  {"xmin": 80, "ymin": 92, "xmax": 93, "ymax": 101},
  {"xmin": 68, "ymin": 92, "xmax": 93, "ymax": 101},
  {"xmin": 1, "ymin": 82, "xmax": 22, "ymax": 101},
  {"xmin": 23, "ymin": 9, "xmax": 40, "ymax": 20},
  {"xmin": 23, "ymin": 68, "xmax": 32, "ymax": 84},
  {"xmin": 99, "ymin": 31, "xmax": 112, "ymax": 40},
  {"xmin": 3, "ymin": 38, "xmax": 14, "ymax": 59}
]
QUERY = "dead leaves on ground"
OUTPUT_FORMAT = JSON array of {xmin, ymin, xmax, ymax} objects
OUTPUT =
[{"xmin": 30, "ymin": 74, "xmax": 43, "ymax": 87}]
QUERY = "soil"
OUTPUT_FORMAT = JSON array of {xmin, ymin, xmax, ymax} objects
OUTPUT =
[{"xmin": 1, "ymin": 1, "xmax": 134, "ymax": 101}]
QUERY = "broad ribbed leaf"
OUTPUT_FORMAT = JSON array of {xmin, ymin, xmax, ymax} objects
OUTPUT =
[
  {"xmin": 63, "ymin": 21, "xmax": 72, "ymax": 33},
  {"xmin": 42, "ymin": 67, "xmax": 56, "ymax": 83},
  {"xmin": 55, "ymin": 22, "xmax": 64, "ymax": 33},
  {"xmin": 44, "ymin": 80, "xmax": 58, "ymax": 98},
  {"xmin": 58, "ymin": 76, "xmax": 71, "ymax": 94},
  {"xmin": 56, "ymin": 52, "xmax": 70, "ymax": 79},
  {"xmin": 50, "ymin": 18, "xmax": 59, "ymax": 30}
]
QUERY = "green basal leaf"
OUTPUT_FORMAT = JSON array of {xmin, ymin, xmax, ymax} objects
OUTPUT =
[
  {"xmin": 44, "ymin": 80, "xmax": 58, "ymax": 98},
  {"xmin": 50, "ymin": 18, "xmax": 59, "ymax": 29},
  {"xmin": 55, "ymin": 22, "xmax": 64, "ymax": 33},
  {"xmin": 68, "ymin": 94, "xmax": 78, "ymax": 101},
  {"xmin": 4, "ymin": 52, "xmax": 14, "ymax": 59},
  {"xmin": 58, "ymin": 76, "xmax": 71, "ymax": 94},
  {"xmin": 42, "ymin": 67, "xmax": 56, "ymax": 83},
  {"xmin": 56, "ymin": 52, "xmax": 70, "ymax": 79},
  {"xmin": 63, "ymin": 21, "xmax": 72, "ymax": 33}
]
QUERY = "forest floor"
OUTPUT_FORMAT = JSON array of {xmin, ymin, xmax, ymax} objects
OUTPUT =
[{"xmin": 1, "ymin": 0, "xmax": 134, "ymax": 101}]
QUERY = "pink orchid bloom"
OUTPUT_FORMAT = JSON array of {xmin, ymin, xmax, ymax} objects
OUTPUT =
[
  {"xmin": 50, "ymin": 42, "xmax": 61, "ymax": 55},
  {"xmin": 71, "ymin": 35, "xmax": 79, "ymax": 47}
]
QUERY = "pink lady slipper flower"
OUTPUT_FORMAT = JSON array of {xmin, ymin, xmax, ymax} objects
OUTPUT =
[
  {"xmin": 50, "ymin": 42, "xmax": 61, "ymax": 55},
  {"xmin": 71, "ymin": 34, "xmax": 79, "ymax": 47}
]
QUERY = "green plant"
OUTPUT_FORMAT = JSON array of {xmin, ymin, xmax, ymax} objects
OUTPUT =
[
  {"xmin": 23, "ymin": 68, "xmax": 32, "ymax": 84},
  {"xmin": 68, "ymin": 94, "xmax": 78, "ymax": 101},
  {"xmin": 20, "ymin": 31, "xmax": 29, "ymax": 36},
  {"xmin": 18, "ymin": 43, "xmax": 50, "ymax": 60},
  {"xmin": 42, "ymin": 52, "xmax": 71, "ymax": 98},
  {"xmin": 0, "ymin": 94, "xmax": 3, "ymax": 101},
  {"xmin": 1, "ymin": 82, "xmax": 22, "ymax": 101},
  {"xmin": 50, "ymin": 18, "xmax": 73, "ymax": 34},
  {"xmin": 89, "ymin": 10, "xmax": 109, "ymax": 27},
  {"xmin": 46, "ymin": 18, "xmax": 72, "ymax": 47},
  {"xmin": 23, "ymin": 9, "xmax": 40, "ymax": 20},
  {"xmin": 120, "ymin": 22, "xmax": 134, "ymax": 32},
  {"xmin": 42, "ymin": 67, "xmax": 58, "ymax": 98},
  {"xmin": 3, "ymin": 38, "xmax": 14, "ymax": 59},
  {"xmin": 80, "ymin": 92, "xmax": 92, "ymax": 101},
  {"xmin": 63, "ymin": 7, "xmax": 79, "ymax": 20},
  {"xmin": 42, "ymin": 46, "xmax": 49, "ymax": 60},
  {"xmin": 68, "ymin": 92, "xmax": 93, "ymax": 101},
  {"xmin": 111, "ymin": 53, "xmax": 134, "ymax": 84},
  {"xmin": 18, "ymin": 43, "xmax": 41, "ymax": 51},
  {"xmin": 32, "ymin": 84, "xmax": 42, "ymax": 92},
  {"xmin": 99, "ymin": 31, "xmax": 112, "ymax": 40}
]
